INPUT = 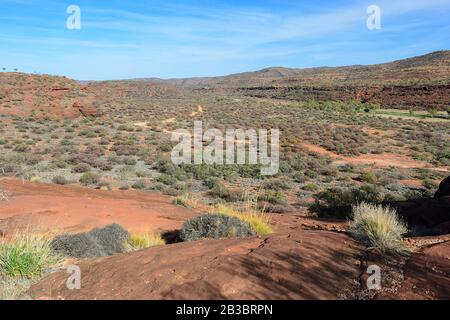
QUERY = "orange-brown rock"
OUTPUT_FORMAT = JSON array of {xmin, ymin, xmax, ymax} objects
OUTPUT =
[{"xmin": 73, "ymin": 101, "xmax": 103, "ymax": 117}]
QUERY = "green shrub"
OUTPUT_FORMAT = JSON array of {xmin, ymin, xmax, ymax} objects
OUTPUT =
[
  {"xmin": 349, "ymin": 202, "xmax": 410, "ymax": 255},
  {"xmin": 262, "ymin": 179, "xmax": 291, "ymax": 191},
  {"xmin": 53, "ymin": 160, "xmax": 68, "ymax": 168},
  {"xmin": 260, "ymin": 190, "xmax": 287, "ymax": 204},
  {"xmin": 72, "ymin": 163, "xmax": 91, "ymax": 173},
  {"xmin": 88, "ymin": 224, "xmax": 130, "ymax": 256},
  {"xmin": 360, "ymin": 171, "xmax": 377, "ymax": 184},
  {"xmin": 303, "ymin": 183, "xmax": 319, "ymax": 192},
  {"xmin": 131, "ymin": 180, "xmax": 146, "ymax": 190},
  {"xmin": 309, "ymin": 185, "xmax": 385, "ymax": 218},
  {"xmin": 422, "ymin": 179, "xmax": 438, "ymax": 190},
  {"xmin": 156, "ymin": 173, "xmax": 177, "ymax": 185},
  {"xmin": 180, "ymin": 214, "xmax": 255, "ymax": 242},
  {"xmin": 52, "ymin": 175, "xmax": 68, "ymax": 185},
  {"xmin": 79, "ymin": 172, "xmax": 100, "ymax": 185},
  {"xmin": 13, "ymin": 144, "xmax": 28, "ymax": 152},
  {"xmin": 209, "ymin": 181, "xmax": 242, "ymax": 202},
  {"xmin": 292, "ymin": 172, "xmax": 307, "ymax": 183},
  {"xmin": 51, "ymin": 224, "xmax": 130, "ymax": 258},
  {"xmin": 99, "ymin": 163, "xmax": 113, "ymax": 171},
  {"xmin": 51, "ymin": 233, "xmax": 104, "ymax": 259}
]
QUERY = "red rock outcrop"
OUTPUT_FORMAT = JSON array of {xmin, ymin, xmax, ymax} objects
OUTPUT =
[{"xmin": 73, "ymin": 101, "xmax": 103, "ymax": 117}]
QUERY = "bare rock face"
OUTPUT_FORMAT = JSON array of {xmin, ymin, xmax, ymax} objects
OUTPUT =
[
  {"xmin": 73, "ymin": 101, "xmax": 103, "ymax": 117},
  {"xmin": 377, "ymin": 241, "xmax": 450, "ymax": 300},
  {"xmin": 435, "ymin": 176, "xmax": 450, "ymax": 199},
  {"xmin": 29, "ymin": 229, "xmax": 365, "ymax": 300}
]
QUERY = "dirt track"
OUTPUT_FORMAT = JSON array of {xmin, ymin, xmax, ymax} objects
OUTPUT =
[{"xmin": 300, "ymin": 143, "xmax": 449, "ymax": 171}]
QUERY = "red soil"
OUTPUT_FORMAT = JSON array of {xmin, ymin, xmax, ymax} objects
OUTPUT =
[
  {"xmin": 300, "ymin": 142, "xmax": 448, "ymax": 171},
  {"xmin": 1, "ymin": 178, "xmax": 448, "ymax": 300},
  {"xmin": 0, "ymin": 178, "xmax": 198, "ymax": 236},
  {"xmin": 29, "ymin": 223, "xmax": 366, "ymax": 300},
  {"xmin": 377, "ymin": 241, "xmax": 450, "ymax": 300}
]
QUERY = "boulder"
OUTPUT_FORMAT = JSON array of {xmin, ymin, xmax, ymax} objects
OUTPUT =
[
  {"xmin": 391, "ymin": 195, "xmax": 450, "ymax": 235},
  {"xmin": 434, "ymin": 176, "xmax": 450, "ymax": 199}
]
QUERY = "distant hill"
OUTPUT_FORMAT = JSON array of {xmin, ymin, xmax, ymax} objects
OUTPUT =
[
  {"xmin": 165, "ymin": 50, "xmax": 450, "ymax": 109},
  {"xmin": 99, "ymin": 51, "xmax": 449, "ymax": 109},
  {"xmin": 0, "ymin": 73, "xmax": 101, "ymax": 118},
  {"xmin": 164, "ymin": 50, "xmax": 450, "ymax": 88},
  {"xmin": 2, "ymin": 51, "xmax": 449, "ymax": 113}
]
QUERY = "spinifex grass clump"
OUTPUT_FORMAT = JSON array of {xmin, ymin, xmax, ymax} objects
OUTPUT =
[
  {"xmin": 211, "ymin": 203, "xmax": 273, "ymax": 236},
  {"xmin": 0, "ymin": 232, "xmax": 62, "ymax": 279},
  {"xmin": 127, "ymin": 233, "xmax": 165, "ymax": 251},
  {"xmin": 51, "ymin": 224, "xmax": 130, "ymax": 258},
  {"xmin": 180, "ymin": 214, "xmax": 255, "ymax": 242},
  {"xmin": 349, "ymin": 202, "xmax": 410, "ymax": 255}
]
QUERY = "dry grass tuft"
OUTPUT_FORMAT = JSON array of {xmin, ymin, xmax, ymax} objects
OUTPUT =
[
  {"xmin": 210, "ymin": 192, "xmax": 273, "ymax": 236},
  {"xmin": 127, "ymin": 233, "xmax": 165, "ymax": 251},
  {"xmin": 349, "ymin": 202, "xmax": 411, "ymax": 255}
]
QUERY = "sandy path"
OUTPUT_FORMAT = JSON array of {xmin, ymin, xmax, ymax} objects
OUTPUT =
[
  {"xmin": 190, "ymin": 105, "xmax": 204, "ymax": 117},
  {"xmin": 300, "ymin": 142, "xmax": 448, "ymax": 171}
]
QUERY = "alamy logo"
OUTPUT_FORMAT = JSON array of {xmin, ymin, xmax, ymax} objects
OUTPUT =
[
  {"xmin": 66, "ymin": 265, "xmax": 81, "ymax": 290},
  {"xmin": 171, "ymin": 121, "xmax": 280, "ymax": 176},
  {"xmin": 366, "ymin": 265, "xmax": 381, "ymax": 290},
  {"xmin": 367, "ymin": 5, "xmax": 381, "ymax": 30},
  {"xmin": 66, "ymin": 5, "xmax": 81, "ymax": 30}
]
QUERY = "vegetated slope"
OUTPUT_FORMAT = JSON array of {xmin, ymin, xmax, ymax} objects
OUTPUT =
[
  {"xmin": 0, "ymin": 73, "xmax": 101, "ymax": 118},
  {"xmin": 146, "ymin": 50, "xmax": 449, "ymax": 110},
  {"xmin": 204, "ymin": 51, "xmax": 450, "ymax": 87}
]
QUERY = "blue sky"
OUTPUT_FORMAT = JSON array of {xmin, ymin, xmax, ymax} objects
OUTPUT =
[{"xmin": 0, "ymin": 0, "xmax": 449, "ymax": 80}]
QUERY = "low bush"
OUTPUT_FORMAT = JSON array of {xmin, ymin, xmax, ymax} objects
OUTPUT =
[
  {"xmin": 349, "ymin": 202, "xmax": 410, "ymax": 255},
  {"xmin": 131, "ymin": 180, "xmax": 146, "ymax": 190},
  {"xmin": 52, "ymin": 175, "xmax": 68, "ymax": 185},
  {"xmin": 303, "ymin": 183, "xmax": 319, "ymax": 192},
  {"xmin": 209, "ymin": 181, "xmax": 242, "ymax": 202},
  {"xmin": 156, "ymin": 173, "xmax": 177, "ymax": 185},
  {"xmin": 72, "ymin": 163, "xmax": 91, "ymax": 173},
  {"xmin": 260, "ymin": 190, "xmax": 287, "ymax": 204},
  {"xmin": 360, "ymin": 171, "xmax": 377, "ymax": 184},
  {"xmin": 262, "ymin": 179, "xmax": 291, "ymax": 191},
  {"xmin": 172, "ymin": 194, "xmax": 200, "ymax": 209},
  {"xmin": 51, "ymin": 224, "xmax": 130, "ymax": 258},
  {"xmin": 89, "ymin": 224, "xmax": 130, "ymax": 256},
  {"xmin": 309, "ymin": 185, "xmax": 385, "ymax": 218},
  {"xmin": 180, "ymin": 214, "xmax": 255, "ymax": 242},
  {"xmin": 79, "ymin": 172, "xmax": 100, "ymax": 185}
]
